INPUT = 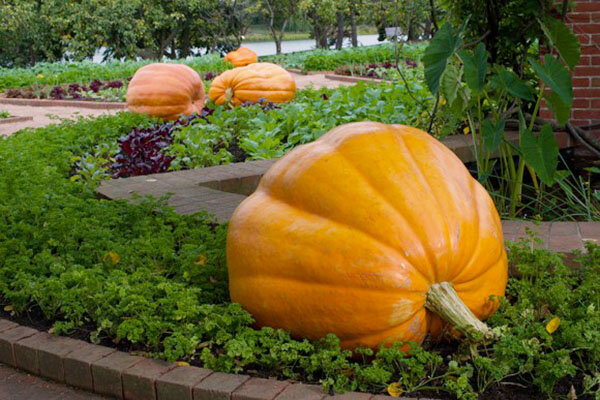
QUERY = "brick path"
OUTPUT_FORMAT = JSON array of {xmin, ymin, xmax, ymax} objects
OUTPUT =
[{"xmin": 0, "ymin": 363, "xmax": 109, "ymax": 399}]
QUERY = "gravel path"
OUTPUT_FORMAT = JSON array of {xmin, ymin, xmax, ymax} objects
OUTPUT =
[
  {"xmin": 0, "ymin": 363, "xmax": 110, "ymax": 400},
  {"xmin": 0, "ymin": 104, "xmax": 121, "ymax": 137},
  {"xmin": 0, "ymin": 73, "xmax": 352, "ymax": 137}
]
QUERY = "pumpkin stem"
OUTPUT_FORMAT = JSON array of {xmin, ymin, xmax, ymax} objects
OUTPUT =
[
  {"xmin": 225, "ymin": 87, "xmax": 234, "ymax": 103},
  {"xmin": 425, "ymin": 282, "xmax": 496, "ymax": 343}
]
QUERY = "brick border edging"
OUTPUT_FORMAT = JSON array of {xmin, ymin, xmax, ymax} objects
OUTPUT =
[
  {"xmin": 0, "ymin": 97, "xmax": 127, "ymax": 110},
  {"xmin": 324, "ymin": 74, "xmax": 385, "ymax": 83},
  {"xmin": 0, "ymin": 318, "xmax": 429, "ymax": 400},
  {"xmin": 0, "ymin": 115, "xmax": 34, "ymax": 125}
]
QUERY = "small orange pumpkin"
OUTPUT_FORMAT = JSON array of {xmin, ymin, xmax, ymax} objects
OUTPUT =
[
  {"xmin": 224, "ymin": 47, "xmax": 258, "ymax": 66},
  {"xmin": 227, "ymin": 122, "xmax": 508, "ymax": 349},
  {"xmin": 126, "ymin": 63, "xmax": 205, "ymax": 121},
  {"xmin": 209, "ymin": 63, "xmax": 295, "ymax": 106}
]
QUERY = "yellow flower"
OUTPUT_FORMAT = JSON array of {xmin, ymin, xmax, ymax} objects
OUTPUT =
[
  {"xmin": 546, "ymin": 317, "xmax": 560, "ymax": 334},
  {"xmin": 439, "ymin": 98, "xmax": 447, "ymax": 105},
  {"xmin": 102, "ymin": 251, "xmax": 121, "ymax": 265},
  {"xmin": 463, "ymin": 126, "xmax": 471, "ymax": 135},
  {"xmin": 387, "ymin": 382, "xmax": 403, "ymax": 397},
  {"xmin": 37, "ymin": 74, "xmax": 44, "ymax": 79},
  {"xmin": 195, "ymin": 254, "xmax": 207, "ymax": 265}
]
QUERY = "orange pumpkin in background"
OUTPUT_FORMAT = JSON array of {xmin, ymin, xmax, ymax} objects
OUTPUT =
[
  {"xmin": 224, "ymin": 46, "xmax": 258, "ymax": 66},
  {"xmin": 226, "ymin": 122, "xmax": 508, "ymax": 350},
  {"xmin": 126, "ymin": 63, "xmax": 205, "ymax": 121},
  {"xmin": 209, "ymin": 63, "xmax": 295, "ymax": 106}
]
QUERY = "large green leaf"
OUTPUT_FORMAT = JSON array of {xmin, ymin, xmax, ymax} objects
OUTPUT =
[
  {"xmin": 520, "ymin": 124, "xmax": 559, "ymax": 186},
  {"xmin": 529, "ymin": 55, "xmax": 573, "ymax": 107},
  {"xmin": 491, "ymin": 68, "xmax": 534, "ymax": 101},
  {"xmin": 424, "ymin": 23, "xmax": 462, "ymax": 94},
  {"xmin": 539, "ymin": 18, "xmax": 581, "ymax": 71},
  {"xmin": 440, "ymin": 64, "xmax": 462, "ymax": 106},
  {"xmin": 459, "ymin": 43, "xmax": 487, "ymax": 94},
  {"xmin": 482, "ymin": 118, "xmax": 506, "ymax": 152},
  {"xmin": 544, "ymin": 91, "xmax": 571, "ymax": 126}
]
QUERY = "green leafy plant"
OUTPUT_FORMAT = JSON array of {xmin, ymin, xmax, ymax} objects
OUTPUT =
[
  {"xmin": 0, "ymin": 110, "xmax": 9, "ymax": 118},
  {"xmin": 424, "ymin": 18, "xmax": 581, "ymax": 218}
]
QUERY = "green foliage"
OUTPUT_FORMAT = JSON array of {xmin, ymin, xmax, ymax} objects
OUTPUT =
[
  {"xmin": 1, "ymin": 87, "xmax": 600, "ymax": 398},
  {"xmin": 439, "ymin": 0, "xmax": 555, "ymax": 70},
  {"xmin": 0, "ymin": 54, "xmax": 230, "ymax": 91},
  {"xmin": 0, "ymin": 0, "xmax": 252, "ymax": 67},
  {"xmin": 424, "ymin": 19, "xmax": 583, "ymax": 218},
  {"xmin": 261, "ymin": 42, "xmax": 426, "ymax": 71},
  {"xmin": 0, "ymin": 110, "xmax": 9, "ymax": 118},
  {"xmin": 423, "ymin": 23, "xmax": 462, "ymax": 94}
]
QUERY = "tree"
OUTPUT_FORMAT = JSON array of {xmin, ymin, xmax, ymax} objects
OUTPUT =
[
  {"xmin": 299, "ymin": 0, "xmax": 338, "ymax": 49},
  {"xmin": 259, "ymin": 0, "xmax": 298, "ymax": 54}
]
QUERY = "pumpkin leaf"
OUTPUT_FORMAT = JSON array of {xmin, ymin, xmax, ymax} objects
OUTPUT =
[
  {"xmin": 544, "ymin": 91, "xmax": 571, "ymax": 126},
  {"xmin": 482, "ymin": 118, "xmax": 506, "ymax": 152},
  {"xmin": 459, "ymin": 43, "xmax": 488, "ymax": 94},
  {"xmin": 539, "ymin": 18, "xmax": 581, "ymax": 71},
  {"xmin": 387, "ymin": 382, "xmax": 403, "ymax": 397},
  {"xmin": 491, "ymin": 68, "xmax": 534, "ymax": 101},
  {"xmin": 546, "ymin": 317, "xmax": 561, "ymax": 334},
  {"xmin": 528, "ymin": 55, "xmax": 573, "ymax": 107},
  {"xmin": 520, "ymin": 124, "xmax": 559, "ymax": 186},
  {"xmin": 424, "ymin": 23, "xmax": 462, "ymax": 94}
]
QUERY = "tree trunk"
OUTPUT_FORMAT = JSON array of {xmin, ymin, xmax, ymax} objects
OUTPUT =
[
  {"xmin": 407, "ymin": 20, "xmax": 417, "ymax": 41},
  {"xmin": 335, "ymin": 12, "xmax": 344, "ymax": 50},
  {"xmin": 350, "ymin": 8, "xmax": 358, "ymax": 47}
]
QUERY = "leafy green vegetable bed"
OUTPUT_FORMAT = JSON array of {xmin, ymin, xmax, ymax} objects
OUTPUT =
[
  {"xmin": 1, "ymin": 106, "xmax": 600, "ymax": 399},
  {"xmin": 0, "ymin": 53, "xmax": 230, "ymax": 91},
  {"xmin": 261, "ymin": 42, "xmax": 426, "ymax": 71}
]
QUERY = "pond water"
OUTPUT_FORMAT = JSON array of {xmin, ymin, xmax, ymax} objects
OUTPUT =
[{"xmin": 91, "ymin": 34, "xmax": 385, "ymax": 63}]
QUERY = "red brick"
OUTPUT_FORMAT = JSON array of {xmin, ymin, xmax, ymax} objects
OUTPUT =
[
  {"xmin": 328, "ymin": 392, "xmax": 372, "ymax": 400},
  {"xmin": 193, "ymin": 372, "xmax": 250, "ymax": 400},
  {"xmin": 592, "ymin": 12, "xmax": 600, "ymax": 23},
  {"xmin": 580, "ymin": 55, "xmax": 593, "ymax": 65},
  {"xmin": 548, "ymin": 234, "xmax": 584, "ymax": 252},
  {"xmin": 38, "ymin": 336, "xmax": 87, "ymax": 382},
  {"xmin": 578, "ymin": 222, "xmax": 600, "ymax": 239},
  {"xmin": 573, "ymin": 109, "xmax": 600, "ymax": 119},
  {"xmin": 156, "ymin": 366, "xmax": 212, "ymax": 400},
  {"xmin": 567, "ymin": 12, "xmax": 591, "ymax": 23},
  {"xmin": 573, "ymin": 77, "xmax": 590, "ymax": 87},
  {"xmin": 575, "ymin": 2, "xmax": 600, "ymax": 12},
  {"xmin": 574, "ymin": 88, "xmax": 600, "ymax": 98},
  {"xmin": 0, "ymin": 319, "xmax": 17, "ymax": 333},
  {"xmin": 574, "ymin": 67, "xmax": 600, "ymax": 76},
  {"xmin": 233, "ymin": 378, "xmax": 290, "ymax": 400},
  {"xmin": 578, "ymin": 24, "xmax": 600, "ymax": 34},
  {"xmin": 64, "ymin": 343, "xmax": 116, "ymax": 391},
  {"xmin": 275, "ymin": 384, "xmax": 326, "ymax": 400},
  {"xmin": 122, "ymin": 358, "xmax": 176, "ymax": 400},
  {"xmin": 551, "ymin": 221, "xmax": 580, "ymax": 236},
  {"xmin": 0, "ymin": 325, "xmax": 38, "ymax": 366},
  {"xmin": 582, "ymin": 45, "xmax": 600, "ymax": 55},
  {"xmin": 573, "ymin": 99, "xmax": 590, "ymax": 109},
  {"xmin": 13, "ymin": 332, "xmax": 52, "ymax": 374},
  {"xmin": 501, "ymin": 220, "xmax": 523, "ymax": 235},
  {"xmin": 92, "ymin": 351, "xmax": 144, "ymax": 399},
  {"xmin": 592, "ymin": 77, "xmax": 600, "ymax": 86}
]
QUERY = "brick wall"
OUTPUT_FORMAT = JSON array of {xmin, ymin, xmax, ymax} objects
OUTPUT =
[{"xmin": 539, "ymin": 0, "xmax": 600, "ymax": 127}]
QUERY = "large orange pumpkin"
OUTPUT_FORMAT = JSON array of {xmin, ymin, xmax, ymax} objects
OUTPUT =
[
  {"xmin": 209, "ymin": 63, "xmax": 295, "ymax": 106},
  {"xmin": 126, "ymin": 63, "xmax": 205, "ymax": 121},
  {"xmin": 227, "ymin": 122, "xmax": 508, "ymax": 349},
  {"xmin": 224, "ymin": 47, "xmax": 258, "ymax": 66}
]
